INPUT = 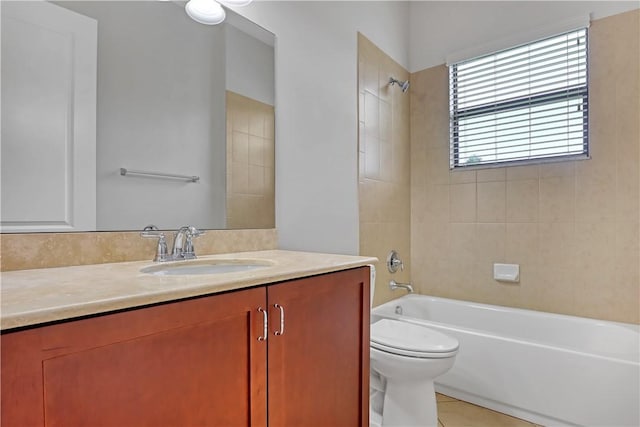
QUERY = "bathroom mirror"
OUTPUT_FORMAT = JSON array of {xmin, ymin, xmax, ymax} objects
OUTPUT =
[{"xmin": 1, "ymin": 0, "xmax": 275, "ymax": 233}]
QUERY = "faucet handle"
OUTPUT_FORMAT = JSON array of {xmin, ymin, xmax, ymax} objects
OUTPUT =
[
  {"xmin": 140, "ymin": 224, "xmax": 163, "ymax": 237},
  {"xmin": 141, "ymin": 225, "xmax": 170, "ymax": 262},
  {"xmin": 187, "ymin": 225, "xmax": 204, "ymax": 237},
  {"xmin": 153, "ymin": 235, "xmax": 170, "ymax": 262},
  {"xmin": 182, "ymin": 226, "xmax": 204, "ymax": 260}
]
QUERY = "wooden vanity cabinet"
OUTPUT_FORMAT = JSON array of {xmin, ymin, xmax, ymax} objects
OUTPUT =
[
  {"xmin": 267, "ymin": 267, "xmax": 370, "ymax": 426},
  {"xmin": 2, "ymin": 286, "xmax": 268, "ymax": 427},
  {"xmin": 1, "ymin": 266, "xmax": 370, "ymax": 427}
]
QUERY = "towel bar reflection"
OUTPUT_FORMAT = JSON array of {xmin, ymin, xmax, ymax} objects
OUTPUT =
[{"xmin": 119, "ymin": 168, "xmax": 199, "ymax": 183}]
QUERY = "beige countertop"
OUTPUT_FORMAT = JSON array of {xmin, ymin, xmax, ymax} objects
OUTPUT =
[{"xmin": 1, "ymin": 250, "xmax": 377, "ymax": 331}]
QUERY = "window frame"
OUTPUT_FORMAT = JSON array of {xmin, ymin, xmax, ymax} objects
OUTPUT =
[{"xmin": 449, "ymin": 29, "xmax": 590, "ymax": 170}]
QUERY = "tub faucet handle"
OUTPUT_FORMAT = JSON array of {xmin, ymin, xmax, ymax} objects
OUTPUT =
[{"xmin": 387, "ymin": 250, "xmax": 404, "ymax": 273}]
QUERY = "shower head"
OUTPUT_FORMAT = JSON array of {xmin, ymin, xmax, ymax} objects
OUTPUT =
[{"xmin": 389, "ymin": 77, "xmax": 410, "ymax": 93}]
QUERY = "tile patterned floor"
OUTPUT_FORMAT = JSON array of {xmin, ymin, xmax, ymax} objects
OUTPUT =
[{"xmin": 436, "ymin": 393, "xmax": 543, "ymax": 427}]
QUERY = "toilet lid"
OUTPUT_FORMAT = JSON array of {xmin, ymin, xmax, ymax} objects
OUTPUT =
[{"xmin": 370, "ymin": 319, "xmax": 459, "ymax": 355}]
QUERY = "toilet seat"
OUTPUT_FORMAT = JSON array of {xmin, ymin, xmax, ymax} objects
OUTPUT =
[{"xmin": 371, "ymin": 319, "xmax": 459, "ymax": 359}]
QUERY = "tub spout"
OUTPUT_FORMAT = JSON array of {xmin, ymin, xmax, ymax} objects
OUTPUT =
[{"xmin": 389, "ymin": 280, "xmax": 414, "ymax": 293}]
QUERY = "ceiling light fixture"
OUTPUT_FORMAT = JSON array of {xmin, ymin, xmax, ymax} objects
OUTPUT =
[
  {"xmin": 217, "ymin": 0, "xmax": 253, "ymax": 6},
  {"xmin": 185, "ymin": 0, "xmax": 252, "ymax": 25}
]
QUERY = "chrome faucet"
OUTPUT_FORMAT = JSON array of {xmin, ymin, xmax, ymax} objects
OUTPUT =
[
  {"xmin": 389, "ymin": 280, "xmax": 414, "ymax": 293},
  {"xmin": 141, "ymin": 225, "xmax": 204, "ymax": 262},
  {"xmin": 172, "ymin": 225, "xmax": 203, "ymax": 260}
]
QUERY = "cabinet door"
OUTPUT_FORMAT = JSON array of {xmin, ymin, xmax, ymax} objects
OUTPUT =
[
  {"xmin": 1, "ymin": 287, "xmax": 267, "ymax": 427},
  {"xmin": 267, "ymin": 267, "xmax": 370, "ymax": 427}
]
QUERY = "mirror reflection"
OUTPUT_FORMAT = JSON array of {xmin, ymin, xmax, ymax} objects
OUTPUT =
[{"xmin": 0, "ymin": 1, "xmax": 275, "ymax": 233}]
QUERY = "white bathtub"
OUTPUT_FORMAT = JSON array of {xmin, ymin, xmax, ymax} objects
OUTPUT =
[{"xmin": 372, "ymin": 294, "xmax": 640, "ymax": 427}]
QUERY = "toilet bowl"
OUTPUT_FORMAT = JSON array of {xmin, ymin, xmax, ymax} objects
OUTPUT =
[{"xmin": 370, "ymin": 318, "xmax": 459, "ymax": 427}]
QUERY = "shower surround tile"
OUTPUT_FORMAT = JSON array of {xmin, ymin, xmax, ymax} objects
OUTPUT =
[
  {"xmin": 358, "ymin": 33, "xmax": 411, "ymax": 305},
  {"xmin": 409, "ymin": 10, "xmax": 640, "ymax": 324}
]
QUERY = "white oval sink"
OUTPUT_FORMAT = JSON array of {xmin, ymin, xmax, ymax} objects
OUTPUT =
[{"xmin": 140, "ymin": 260, "xmax": 272, "ymax": 276}]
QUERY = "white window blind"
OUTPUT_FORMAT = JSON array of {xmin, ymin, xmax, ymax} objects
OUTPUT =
[{"xmin": 449, "ymin": 28, "xmax": 589, "ymax": 168}]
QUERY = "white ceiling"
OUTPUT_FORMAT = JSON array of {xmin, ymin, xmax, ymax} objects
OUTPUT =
[{"xmin": 408, "ymin": 1, "xmax": 639, "ymax": 72}]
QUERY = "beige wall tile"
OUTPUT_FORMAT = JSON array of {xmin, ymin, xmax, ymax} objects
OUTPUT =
[
  {"xmin": 539, "ymin": 161, "xmax": 575, "ymax": 178},
  {"xmin": 248, "ymin": 165, "xmax": 264, "ymax": 195},
  {"xmin": 249, "ymin": 111, "xmax": 264, "ymax": 137},
  {"xmin": 614, "ymin": 221, "xmax": 640, "ymax": 323},
  {"xmin": 426, "ymin": 147, "xmax": 451, "ymax": 185},
  {"xmin": 450, "ymin": 183, "xmax": 476, "ymax": 223},
  {"xmin": 506, "ymin": 164, "xmax": 539, "ymax": 181},
  {"xmin": 475, "ymin": 223, "xmax": 506, "ymax": 264},
  {"xmin": 616, "ymin": 132, "xmax": 640, "ymax": 222},
  {"xmin": 506, "ymin": 223, "xmax": 539, "ymax": 302},
  {"xmin": 408, "ymin": 10, "xmax": 639, "ymax": 323},
  {"xmin": 359, "ymin": 179, "xmax": 383, "ymax": 223},
  {"xmin": 364, "ymin": 91, "xmax": 379, "ymax": 139},
  {"xmin": 231, "ymin": 161, "xmax": 249, "ymax": 194},
  {"xmin": 538, "ymin": 222, "xmax": 576, "ymax": 270},
  {"xmin": 231, "ymin": 107, "xmax": 249, "ymax": 134},
  {"xmin": 477, "ymin": 181, "xmax": 506, "ymax": 223},
  {"xmin": 525, "ymin": 273, "xmax": 575, "ymax": 314},
  {"xmin": 232, "ymin": 132, "xmax": 249, "ymax": 163},
  {"xmin": 422, "ymin": 184, "xmax": 450, "ymax": 223},
  {"xmin": 573, "ymin": 222, "xmax": 618, "ymax": 319},
  {"xmin": 226, "ymin": 91, "xmax": 275, "ymax": 228},
  {"xmin": 380, "ymin": 100, "xmax": 392, "ymax": 142},
  {"xmin": 539, "ymin": 176, "xmax": 575, "ymax": 222},
  {"xmin": 264, "ymin": 139, "xmax": 275, "ymax": 169},
  {"xmin": 364, "ymin": 136, "xmax": 381, "ymax": 180},
  {"xmin": 380, "ymin": 141, "xmax": 393, "ymax": 182},
  {"xmin": 532, "ymin": 222, "xmax": 577, "ymax": 313},
  {"xmin": 449, "ymin": 223, "xmax": 476, "ymax": 266},
  {"xmin": 410, "ymin": 141, "xmax": 428, "ymax": 188},
  {"xmin": 392, "ymin": 140, "xmax": 411, "ymax": 185},
  {"xmin": 360, "ymin": 59, "xmax": 380, "ymax": 97},
  {"xmin": 575, "ymin": 173, "xmax": 616, "ymax": 222},
  {"xmin": 472, "ymin": 261, "xmax": 522, "ymax": 307},
  {"xmin": 249, "ymin": 136, "xmax": 265, "ymax": 166},
  {"xmin": 470, "ymin": 224, "xmax": 509, "ymax": 304},
  {"xmin": 477, "ymin": 168, "xmax": 506, "ymax": 183},
  {"xmin": 506, "ymin": 179, "xmax": 539, "ymax": 223},
  {"xmin": 414, "ymin": 221, "xmax": 451, "ymax": 268},
  {"xmin": 450, "ymin": 170, "xmax": 476, "ymax": 184},
  {"xmin": 358, "ymin": 33, "xmax": 411, "ymax": 306}
]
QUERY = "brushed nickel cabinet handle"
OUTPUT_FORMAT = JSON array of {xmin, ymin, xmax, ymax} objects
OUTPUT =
[
  {"xmin": 274, "ymin": 304, "xmax": 285, "ymax": 336},
  {"xmin": 258, "ymin": 307, "xmax": 268, "ymax": 341}
]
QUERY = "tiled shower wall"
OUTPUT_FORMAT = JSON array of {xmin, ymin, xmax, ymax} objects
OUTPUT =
[
  {"xmin": 226, "ymin": 91, "xmax": 276, "ymax": 229},
  {"xmin": 358, "ymin": 33, "xmax": 412, "ymax": 306},
  {"xmin": 410, "ymin": 10, "xmax": 639, "ymax": 323}
]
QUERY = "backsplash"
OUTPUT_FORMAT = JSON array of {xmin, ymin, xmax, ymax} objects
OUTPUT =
[{"xmin": 0, "ymin": 229, "xmax": 277, "ymax": 271}]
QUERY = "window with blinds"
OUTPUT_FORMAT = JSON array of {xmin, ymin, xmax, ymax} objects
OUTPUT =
[{"xmin": 449, "ymin": 28, "xmax": 589, "ymax": 168}]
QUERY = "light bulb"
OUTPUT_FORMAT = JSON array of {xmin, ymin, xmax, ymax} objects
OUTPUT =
[
  {"xmin": 218, "ymin": 0, "xmax": 253, "ymax": 7},
  {"xmin": 185, "ymin": 0, "xmax": 226, "ymax": 25}
]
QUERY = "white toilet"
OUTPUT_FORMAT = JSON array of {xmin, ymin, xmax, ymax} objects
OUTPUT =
[
  {"xmin": 367, "ymin": 264, "xmax": 458, "ymax": 427},
  {"xmin": 370, "ymin": 316, "xmax": 459, "ymax": 427}
]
